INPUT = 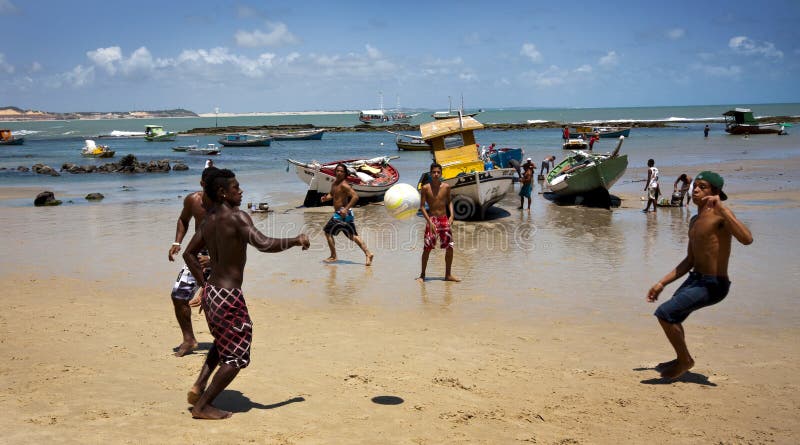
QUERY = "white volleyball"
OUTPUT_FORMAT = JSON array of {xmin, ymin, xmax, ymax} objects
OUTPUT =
[{"xmin": 384, "ymin": 183, "xmax": 421, "ymax": 220}]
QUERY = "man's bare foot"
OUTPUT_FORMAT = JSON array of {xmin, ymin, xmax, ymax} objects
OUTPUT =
[
  {"xmin": 174, "ymin": 340, "xmax": 199, "ymax": 357},
  {"xmin": 365, "ymin": 253, "xmax": 374, "ymax": 266},
  {"xmin": 655, "ymin": 359, "xmax": 678, "ymax": 372},
  {"xmin": 323, "ymin": 257, "xmax": 337, "ymax": 263},
  {"xmin": 444, "ymin": 275, "xmax": 461, "ymax": 282},
  {"xmin": 187, "ymin": 389, "xmax": 203, "ymax": 405},
  {"xmin": 660, "ymin": 358, "xmax": 694, "ymax": 379},
  {"xmin": 191, "ymin": 404, "xmax": 232, "ymax": 420},
  {"xmin": 416, "ymin": 275, "xmax": 425, "ymax": 283}
]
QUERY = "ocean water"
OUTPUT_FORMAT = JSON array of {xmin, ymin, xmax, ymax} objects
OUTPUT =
[{"xmin": 2, "ymin": 110, "xmax": 800, "ymax": 207}]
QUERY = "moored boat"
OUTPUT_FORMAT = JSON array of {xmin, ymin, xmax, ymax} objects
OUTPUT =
[
  {"xmin": 287, "ymin": 156, "xmax": 400, "ymax": 206},
  {"xmin": 172, "ymin": 145, "xmax": 196, "ymax": 152},
  {"xmin": 270, "ymin": 128, "xmax": 325, "ymax": 141},
  {"xmin": 0, "ymin": 129, "xmax": 24, "ymax": 145},
  {"xmin": 218, "ymin": 133, "xmax": 272, "ymax": 146},
  {"xmin": 562, "ymin": 138, "xmax": 590, "ymax": 150},
  {"xmin": 545, "ymin": 136, "xmax": 628, "ymax": 196},
  {"xmin": 418, "ymin": 115, "xmax": 514, "ymax": 220},
  {"xmin": 386, "ymin": 131, "xmax": 431, "ymax": 151},
  {"xmin": 81, "ymin": 140, "xmax": 115, "ymax": 158},
  {"xmin": 594, "ymin": 126, "xmax": 631, "ymax": 138},
  {"xmin": 723, "ymin": 108, "xmax": 785, "ymax": 135},
  {"xmin": 186, "ymin": 144, "xmax": 220, "ymax": 155},
  {"xmin": 144, "ymin": 125, "xmax": 177, "ymax": 142}
]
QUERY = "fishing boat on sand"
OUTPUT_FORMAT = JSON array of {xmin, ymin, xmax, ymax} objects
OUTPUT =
[
  {"xmin": 722, "ymin": 108, "xmax": 786, "ymax": 135},
  {"xmin": 270, "ymin": 128, "xmax": 325, "ymax": 141},
  {"xmin": 81, "ymin": 140, "xmax": 115, "ymax": 158},
  {"xmin": 144, "ymin": 125, "xmax": 177, "ymax": 142},
  {"xmin": 418, "ymin": 115, "xmax": 515, "ymax": 220},
  {"xmin": 287, "ymin": 156, "xmax": 400, "ymax": 207},
  {"xmin": 0, "ymin": 129, "xmax": 24, "ymax": 145},
  {"xmin": 218, "ymin": 133, "xmax": 272, "ymax": 147},
  {"xmin": 545, "ymin": 136, "xmax": 628, "ymax": 196}
]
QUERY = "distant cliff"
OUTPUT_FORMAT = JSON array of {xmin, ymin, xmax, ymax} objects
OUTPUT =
[{"xmin": 0, "ymin": 107, "xmax": 198, "ymax": 122}]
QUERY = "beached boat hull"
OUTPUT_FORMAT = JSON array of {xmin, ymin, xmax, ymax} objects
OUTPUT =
[
  {"xmin": 270, "ymin": 129, "xmax": 325, "ymax": 141},
  {"xmin": 546, "ymin": 152, "xmax": 628, "ymax": 196},
  {"xmin": 595, "ymin": 127, "xmax": 631, "ymax": 138},
  {"xmin": 396, "ymin": 138, "xmax": 431, "ymax": 151},
  {"xmin": 724, "ymin": 123, "xmax": 783, "ymax": 135},
  {"xmin": 445, "ymin": 168, "xmax": 515, "ymax": 219},
  {"xmin": 288, "ymin": 157, "xmax": 400, "ymax": 201}
]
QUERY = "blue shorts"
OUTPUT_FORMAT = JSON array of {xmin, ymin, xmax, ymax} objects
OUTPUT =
[{"xmin": 654, "ymin": 272, "xmax": 730, "ymax": 324}]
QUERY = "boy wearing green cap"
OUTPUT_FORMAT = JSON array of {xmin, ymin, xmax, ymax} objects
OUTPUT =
[{"xmin": 646, "ymin": 171, "xmax": 753, "ymax": 379}]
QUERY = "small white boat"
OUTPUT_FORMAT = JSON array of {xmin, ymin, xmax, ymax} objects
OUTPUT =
[
  {"xmin": 562, "ymin": 138, "xmax": 589, "ymax": 150},
  {"xmin": 287, "ymin": 156, "xmax": 400, "ymax": 205},
  {"xmin": 186, "ymin": 144, "xmax": 221, "ymax": 155}
]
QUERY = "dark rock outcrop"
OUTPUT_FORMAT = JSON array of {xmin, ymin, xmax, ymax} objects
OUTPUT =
[
  {"xmin": 31, "ymin": 164, "xmax": 60, "ymax": 176},
  {"xmin": 34, "ymin": 191, "xmax": 62, "ymax": 206},
  {"xmin": 85, "ymin": 193, "xmax": 105, "ymax": 201}
]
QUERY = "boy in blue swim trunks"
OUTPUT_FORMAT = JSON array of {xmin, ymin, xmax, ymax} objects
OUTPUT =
[
  {"xmin": 646, "ymin": 171, "xmax": 753, "ymax": 379},
  {"xmin": 321, "ymin": 163, "xmax": 373, "ymax": 266}
]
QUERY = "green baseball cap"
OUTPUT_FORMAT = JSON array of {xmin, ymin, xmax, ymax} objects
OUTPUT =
[{"xmin": 695, "ymin": 171, "xmax": 727, "ymax": 201}]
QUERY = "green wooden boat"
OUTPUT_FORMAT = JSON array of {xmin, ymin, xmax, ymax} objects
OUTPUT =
[
  {"xmin": 144, "ymin": 125, "xmax": 177, "ymax": 142},
  {"xmin": 545, "ymin": 136, "xmax": 628, "ymax": 196}
]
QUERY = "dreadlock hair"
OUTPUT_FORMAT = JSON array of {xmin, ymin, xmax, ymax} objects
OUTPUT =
[{"xmin": 203, "ymin": 168, "xmax": 236, "ymax": 202}]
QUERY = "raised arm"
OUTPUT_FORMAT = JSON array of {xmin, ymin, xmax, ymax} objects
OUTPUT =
[
  {"xmin": 168, "ymin": 195, "xmax": 194, "ymax": 261},
  {"xmin": 235, "ymin": 211, "xmax": 310, "ymax": 252},
  {"xmin": 717, "ymin": 201, "xmax": 753, "ymax": 245}
]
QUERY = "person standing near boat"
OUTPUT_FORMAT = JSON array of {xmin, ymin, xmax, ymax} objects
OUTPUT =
[
  {"xmin": 167, "ymin": 167, "xmax": 215, "ymax": 357},
  {"xmin": 562, "ymin": 126, "xmax": 570, "ymax": 142},
  {"xmin": 183, "ymin": 167, "xmax": 310, "ymax": 419},
  {"xmin": 540, "ymin": 155, "xmax": 556, "ymax": 177},
  {"xmin": 321, "ymin": 164, "xmax": 374, "ymax": 266},
  {"xmin": 518, "ymin": 162, "xmax": 534, "ymax": 211},
  {"xmin": 589, "ymin": 133, "xmax": 599, "ymax": 150},
  {"xmin": 418, "ymin": 163, "xmax": 459, "ymax": 282},
  {"xmin": 643, "ymin": 159, "xmax": 660, "ymax": 213},
  {"xmin": 646, "ymin": 171, "xmax": 752, "ymax": 379}
]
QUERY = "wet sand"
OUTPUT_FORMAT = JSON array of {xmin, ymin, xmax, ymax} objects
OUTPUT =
[{"xmin": 1, "ymin": 156, "xmax": 799, "ymax": 443}]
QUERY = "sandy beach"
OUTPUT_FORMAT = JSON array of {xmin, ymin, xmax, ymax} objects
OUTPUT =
[{"xmin": 1, "ymin": 155, "xmax": 799, "ymax": 444}]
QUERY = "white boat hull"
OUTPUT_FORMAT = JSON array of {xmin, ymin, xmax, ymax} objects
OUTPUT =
[
  {"xmin": 292, "ymin": 163, "xmax": 392, "ymax": 198},
  {"xmin": 443, "ymin": 168, "xmax": 515, "ymax": 219}
]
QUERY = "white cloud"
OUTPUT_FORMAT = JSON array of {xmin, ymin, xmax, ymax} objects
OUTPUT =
[
  {"xmin": 458, "ymin": 71, "xmax": 477, "ymax": 82},
  {"xmin": 692, "ymin": 63, "xmax": 742, "ymax": 78},
  {"xmin": 729, "ymin": 36, "xmax": 783, "ymax": 58},
  {"xmin": 598, "ymin": 51, "xmax": 618, "ymax": 67},
  {"xmin": 177, "ymin": 47, "xmax": 276, "ymax": 78},
  {"xmin": 0, "ymin": 0, "xmax": 18, "ymax": 14},
  {"xmin": 29, "ymin": 61, "xmax": 41, "ymax": 73},
  {"xmin": 235, "ymin": 22, "xmax": 299, "ymax": 48},
  {"xmin": 0, "ymin": 53, "xmax": 15, "ymax": 74},
  {"xmin": 521, "ymin": 65, "xmax": 568, "ymax": 87},
  {"xmin": 53, "ymin": 64, "xmax": 95, "ymax": 88},
  {"xmin": 87, "ymin": 46, "xmax": 122, "ymax": 74},
  {"xmin": 574, "ymin": 64, "xmax": 592, "ymax": 74},
  {"xmin": 520, "ymin": 43, "xmax": 542, "ymax": 63},
  {"xmin": 667, "ymin": 28, "xmax": 685, "ymax": 40},
  {"xmin": 365, "ymin": 44, "xmax": 382, "ymax": 59}
]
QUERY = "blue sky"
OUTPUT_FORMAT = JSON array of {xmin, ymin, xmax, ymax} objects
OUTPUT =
[{"xmin": 1, "ymin": 0, "xmax": 798, "ymax": 113}]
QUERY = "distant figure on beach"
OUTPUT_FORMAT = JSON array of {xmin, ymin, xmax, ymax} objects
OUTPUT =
[
  {"xmin": 320, "ymin": 164, "xmax": 373, "ymax": 266},
  {"xmin": 167, "ymin": 167, "xmax": 215, "ymax": 357},
  {"xmin": 703, "ymin": 125, "xmax": 710, "ymax": 138},
  {"xmin": 518, "ymin": 162, "xmax": 534, "ymax": 211},
  {"xmin": 183, "ymin": 168, "xmax": 310, "ymax": 420},
  {"xmin": 522, "ymin": 157, "xmax": 535, "ymax": 173},
  {"xmin": 205, "ymin": 159, "xmax": 214, "ymax": 169},
  {"xmin": 418, "ymin": 163, "xmax": 459, "ymax": 282},
  {"xmin": 643, "ymin": 159, "xmax": 660, "ymax": 213},
  {"xmin": 562, "ymin": 126, "xmax": 570, "ymax": 142},
  {"xmin": 540, "ymin": 155, "xmax": 556, "ymax": 176},
  {"xmin": 674, "ymin": 174, "xmax": 692, "ymax": 207},
  {"xmin": 646, "ymin": 171, "xmax": 752, "ymax": 380},
  {"xmin": 589, "ymin": 133, "xmax": 599, "ymax": 150}
]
